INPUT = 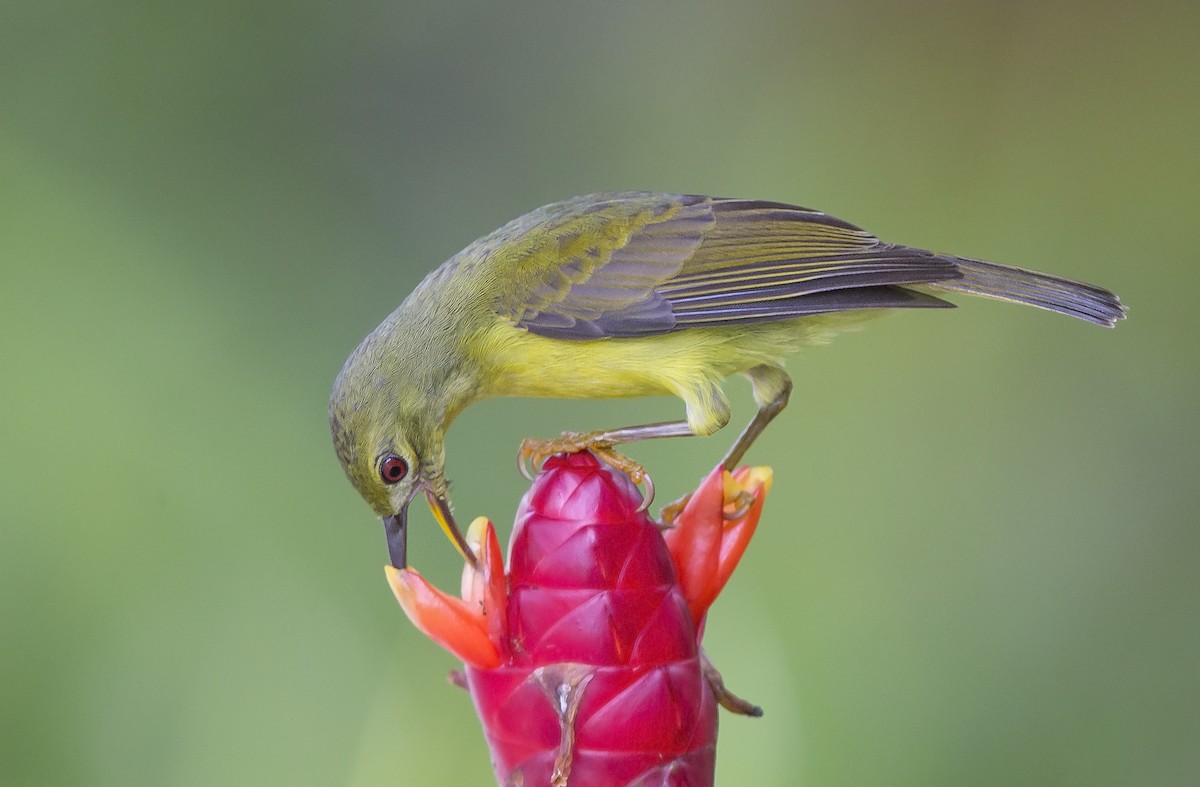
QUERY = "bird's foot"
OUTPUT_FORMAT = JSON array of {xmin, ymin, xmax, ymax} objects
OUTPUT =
[
  {"xmin": 517, "ymin": 431, "xmax": 600, "ymax": 481},
  {"xmin": 658, "ymin": 487, "xmax": 755, "ymax": 528},
  {"xmin": 517, "ymin": 433, "xmax": 655, "ymax": 511}
]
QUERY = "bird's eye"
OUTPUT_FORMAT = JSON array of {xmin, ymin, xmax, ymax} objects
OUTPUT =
[{"xmin": 379, "ymin": 455, "xmax": 409, "ymax": 485}]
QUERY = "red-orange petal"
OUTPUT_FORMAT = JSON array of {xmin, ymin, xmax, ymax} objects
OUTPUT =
[
  {"xmin": 386, "ymin": 565, "xmax": 501, "ymax": 669},
  {"xmin": 663, "ymin": 465, "xmax": 726, "ymax": 625},
  {"xmin": 664, "ymin": 465, "xmax": 771, "ymax": 625},
  {"xmin": 712, "ymin": 466, "xmax": 771, "ymax": 600}
]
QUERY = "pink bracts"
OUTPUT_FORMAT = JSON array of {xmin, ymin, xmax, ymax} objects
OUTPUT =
[{"xmin": 387, "ymin": 452, "xmax": 771, "ymax": 786}]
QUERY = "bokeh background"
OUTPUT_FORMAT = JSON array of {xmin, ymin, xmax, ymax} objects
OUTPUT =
[{"xmin": 3, "ymin": 0, "xmax": 1198, "ymax": 784}]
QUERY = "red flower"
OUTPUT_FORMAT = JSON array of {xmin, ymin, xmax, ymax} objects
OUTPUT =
[{"xmin": 388, "ymin": 452, "xmax": 771, "ymax": 786}]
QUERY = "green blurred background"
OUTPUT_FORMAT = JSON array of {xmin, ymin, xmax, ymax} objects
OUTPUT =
[{"xmin": 3, "ymin": 0, "xmax": 1197, "ymax": 784}]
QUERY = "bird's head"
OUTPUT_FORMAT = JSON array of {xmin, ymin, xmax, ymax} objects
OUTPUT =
[{"xmin": 329, "ymin": 351, "xmax": 469, "ymax": 569}]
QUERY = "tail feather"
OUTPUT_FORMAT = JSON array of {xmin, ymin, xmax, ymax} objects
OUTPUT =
[{"xmin": 931, "ymin": 256, "xmax": 1126, "ymax": 327}]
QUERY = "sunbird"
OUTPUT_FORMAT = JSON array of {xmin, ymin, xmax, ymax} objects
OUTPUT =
[{"xmin": 329, "ymin": 192, "xmax": 1124, "ymax": 568}]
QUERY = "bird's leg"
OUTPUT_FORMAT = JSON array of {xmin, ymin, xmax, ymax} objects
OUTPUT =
[
  {"xmin": 718, "ymin": 370, "xmax": 793, "ymax": 471},
  {"xmin": 660, "ymin": 367, "xmax": 793, "ymax": 526},
  {"xmin": 518, "ymin": 420, "xmax": 696, "ymax": 510}
]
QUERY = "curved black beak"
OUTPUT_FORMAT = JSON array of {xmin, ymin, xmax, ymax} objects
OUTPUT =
[{"xmin": 382, "ymin": 507, "xmax": 408, "ymax": 569}]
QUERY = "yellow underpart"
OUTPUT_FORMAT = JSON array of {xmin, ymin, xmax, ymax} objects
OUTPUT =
[{"xmin": 470, "ymin": 311, "xmax": 880, "ymax": 433}]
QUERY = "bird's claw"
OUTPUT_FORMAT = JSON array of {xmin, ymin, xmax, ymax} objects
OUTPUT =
[
  {"xmin": 725, "ymin": 490, "xmax": 756, "ymax": 520},
  {"xmin": 588, "ymin": 445, "xmax": 655, "ymax": 512},
  {"xmin": 658, "ymin": 493, "xmax": 689, "ymax": 528},
  {"xmin": 516, "ymin": 434, "xmax": 655, "ymax": 511},
  {"xmin": 517, "ymin": 432, "xmax": 591, "ymax": 481}
]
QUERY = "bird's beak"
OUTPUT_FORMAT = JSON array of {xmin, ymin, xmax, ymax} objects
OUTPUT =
[
  {"xmin": 425, "ymin": 488, "xmax": 479, "ymax": 569},
  {"xmin": 382, "ymin": 506, "xmax": 408, "ymax": 569},
  {"xmin": 382, "ymin": 484, "xmax": 422, "ymax": 569},
  {"xmin": 382, "ymin": 484, "xmax": 478, "ymax": 570}
]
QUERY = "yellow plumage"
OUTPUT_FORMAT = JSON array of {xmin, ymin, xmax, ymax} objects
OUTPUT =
[{"xmin": 473, "ymin": 314, "xmax": 864, "ymax": 433}]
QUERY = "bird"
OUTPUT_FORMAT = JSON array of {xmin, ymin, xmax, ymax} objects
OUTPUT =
[{"xmin": 329, "ymin": 192, "xmax": 1125, "ymax": 569}]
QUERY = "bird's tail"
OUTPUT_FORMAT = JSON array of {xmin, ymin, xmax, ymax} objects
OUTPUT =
[{"xmin": 929, "ymin": 256, "xmax": 1126, "ymax": 327}]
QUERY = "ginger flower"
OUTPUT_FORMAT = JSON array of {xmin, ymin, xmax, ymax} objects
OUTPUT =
[{"xmin": 387, "ymin": 452, "xmax": 771, "ymax": 786}]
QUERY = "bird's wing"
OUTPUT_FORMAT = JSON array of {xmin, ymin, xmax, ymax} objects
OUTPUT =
[{"xmin": 486, "ymin": 192, "xmax": 960, "ymax": 340}]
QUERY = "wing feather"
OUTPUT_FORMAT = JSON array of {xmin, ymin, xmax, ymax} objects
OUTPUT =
[{"xmin": 486, "ymin": 192, "xmax": 962, "ymax": 339}]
